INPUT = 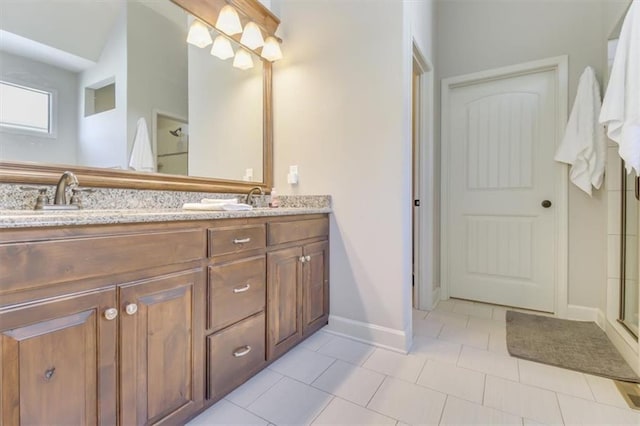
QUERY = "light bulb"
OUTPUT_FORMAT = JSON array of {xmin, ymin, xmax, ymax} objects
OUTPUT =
[
  {"xmin": 261, "ymin": 36, "xmax": 283, "ymax": 61},
  {"xmin": 186, "ymin": 20, "xmax": 212, "ymax": 48},
  {"xmin": 240, "ymin": 22, "xmax": 264, "ymax": 50},
  {"xmin": 233, "ymin": 49, "xmax": 254, "ymax": 70},
  {"xmin": 216, "ymin": 5, "xmax": 242, "ymax": 36},
  {"xmin": 210, "ymin": 35, "xmax": 234, "ymax": 60}
]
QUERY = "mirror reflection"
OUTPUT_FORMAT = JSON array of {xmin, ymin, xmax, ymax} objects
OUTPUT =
[{"xmin": 0, "ymin": 0, "xmax": 264, "ymax": 183}]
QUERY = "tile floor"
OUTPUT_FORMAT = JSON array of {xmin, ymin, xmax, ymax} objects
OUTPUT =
[{"xmin": 188, "ymin": 299, "xmax": 640, "ymax": 425}]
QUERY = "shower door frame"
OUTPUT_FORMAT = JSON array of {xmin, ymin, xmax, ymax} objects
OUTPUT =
[{"xmin": 618, "ymin": 159, "xmax": 639, "ymax": 339}]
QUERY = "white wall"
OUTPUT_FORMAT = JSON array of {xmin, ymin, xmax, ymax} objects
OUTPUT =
[
  {"xmin": 78, "ymin": 6, "xmax": 128, "ymax": 169},
  {"xmin": 435, "ymin": 0, "xmax": 613, "ymax": 313},
  {"xmin": 127, "ymin": 1, "xmax": 188, "ymax": 166},
  {"xmin": 0, "ymin": 51, "xmax": 78, "ymax": 165},
  {"xmin": 189, "ymin": 45, "xmax": 263, "ymax": 182},
  {"xmin": 272, "ymin": 0, "xmax": 434, "ymax": 351}
]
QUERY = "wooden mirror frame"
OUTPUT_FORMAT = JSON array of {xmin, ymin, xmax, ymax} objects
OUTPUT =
[{"xmin": 0, "ymin": 0, "xmax": 278, "ymax": 193}]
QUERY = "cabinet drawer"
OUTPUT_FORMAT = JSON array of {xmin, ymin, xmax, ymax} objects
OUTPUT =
[
  {"xmin": 208, "ymin": 225, "xmax": 266, "ymax": 257},
  {"xmin": 207, "ymin": 312, "xmax": 265, "ymax": 400},
  {"xmin": 0, "ymin": 228, "xmax": 204, "ymax": 294},
  {"xmin": 267, "ymin": 217, "xmax": 329, "ymax": 246},
  {"xmin": 209, "ymin": 256, "xmax": 266, "ymax": 331}
]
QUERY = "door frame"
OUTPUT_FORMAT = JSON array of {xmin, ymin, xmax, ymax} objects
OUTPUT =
[
  {"xmin": 411, "ymin": 41, "xmax": 437, "ymax": 311},
  {"xmin": 440, "ymin": 55, "xmax": 569, "ymax": 316}
]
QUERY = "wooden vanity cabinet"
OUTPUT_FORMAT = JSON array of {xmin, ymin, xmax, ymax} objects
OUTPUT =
[
  {"xmin": 267, "ymin": 216, "xmax": 330, "ymax": 360},
  {"xmin": 0, "ymin": 223, "xmax": 206, "ymax": 426},
  {"xmin": 0, "ymin": 213, "xmax": 329, "ymax": 423}
]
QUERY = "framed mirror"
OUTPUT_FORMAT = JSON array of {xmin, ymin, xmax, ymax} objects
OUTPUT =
[{"xmin": 0, "ymin": 0, "xmax": 277, "ymax": 193}]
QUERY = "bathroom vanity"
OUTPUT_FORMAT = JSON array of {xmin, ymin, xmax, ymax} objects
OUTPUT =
[{"xmin": 0, "ymin": 209, "xmax": 329, "ymax": 425}]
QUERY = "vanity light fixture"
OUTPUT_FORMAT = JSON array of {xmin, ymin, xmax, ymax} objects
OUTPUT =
[
  {"xmin": 260, "ymin": 36, "xmax": 283, "ymax": 61},
  {"xmin": 216, "ymin": 5, "xmax": 243, "ymax": 36},
  {"xmin": 233, "ymin": 48, "xmax": 254, "ymax": 70},
  {"xmin": 186, "ymin": 20, "xmax": 212, "ymax": 48},
  {"xmin": 210, "ymin": 35, "xmax": 234, "ymax": 60},
  {"xmin": 240, "ymin": 22, "xmax": 264, "ymax": 50}
]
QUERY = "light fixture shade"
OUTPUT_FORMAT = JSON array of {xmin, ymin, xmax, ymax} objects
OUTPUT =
[
  {"xmin": 186, "ymin": 20, "xmax": 212, "ymax": 48},
  {"xmin": 216, "ymin": 5, "xmax": 242, "ymax": 36},
  {"xmin": 233, "ymin": 49, "xmax": 254, "ymax": 70},
  {"xmin": 240, "ymin": 22, "xmax": 264, "ymax": 50},
  {"xmin": 210, "ymin": 35, "xmax": 234, "ymax": 60},
  {"xmin": 261, "ymin": 36, "xmax": 283, "ymax": 61}
]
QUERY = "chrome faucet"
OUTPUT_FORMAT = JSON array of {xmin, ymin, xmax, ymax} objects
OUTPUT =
[
  {"xmin": 54, "ymin": 171, "xmax": 79, "ymax": 205},
  {"xmin": 244, "ymin": 186, "xmax": 264, "ymax": 206}
]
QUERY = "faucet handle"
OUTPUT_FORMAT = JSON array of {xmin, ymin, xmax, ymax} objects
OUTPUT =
[
  {"xmin": 20, "ymin": 186, "xmax": 50, "ymax": 210},
  {"xmin": 70, "ymin": 187, "xmax": 95, "ymax": 208}
]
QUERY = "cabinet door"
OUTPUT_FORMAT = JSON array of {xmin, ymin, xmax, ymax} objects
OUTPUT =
[
  {"xmin": 0, "ymin": 289, "xmax": 117, "ymax": 426},
  {"xmin": 119, "ymin": 268, "xmax": 204, "ymax": 426},
  {"xmin": 303, "ymin": 240, "xmax": 329, "ymax": 336},
  {"xmin": 267, "ymin": 246, "xmax": 303, "ymax": 359}
]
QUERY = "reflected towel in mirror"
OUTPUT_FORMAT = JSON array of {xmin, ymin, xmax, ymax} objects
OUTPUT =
[{"xmin": 129, "ymin": 118, "xmax": 155, "ymax": 172}]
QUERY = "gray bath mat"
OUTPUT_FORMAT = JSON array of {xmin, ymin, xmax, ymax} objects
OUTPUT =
[{"xmin": 506, "ymin": 311, "xmax": 640, "ymax": 383}]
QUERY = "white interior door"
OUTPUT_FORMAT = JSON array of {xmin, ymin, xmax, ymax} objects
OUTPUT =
[{"xmin": 444, "ymin": 63, "xmax": 564, "ymax": 312}]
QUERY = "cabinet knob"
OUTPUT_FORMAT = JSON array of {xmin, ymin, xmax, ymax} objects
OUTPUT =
[
  {"xmin": 299, "ymin": 256, "xmax": 306, "ymax": 263},
  {"xmin": 125, "ymin": 303, "xmax": 138, "ymax": 315},
  {"xmin": 305, "ymin": 255, "xmax": 311, "ymax": 262},
  {"xmin": 541, "ymin": 200, "xmax": 552, "ymax": 208},
  {"xmin": 232, "ymin": 345, "xmax": 252, "ymax": 357},
  {"xmin": 104, "ymin": 308, "xmax": 118, "ymax": 321}
]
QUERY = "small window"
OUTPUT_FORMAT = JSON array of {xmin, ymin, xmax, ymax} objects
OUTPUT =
[{"xmin": 0, "ymin": 81, "xmax": 53, "ymax": 135}]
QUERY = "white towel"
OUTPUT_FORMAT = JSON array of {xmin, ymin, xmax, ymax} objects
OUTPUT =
[
  {"xmin": 221, "ymin": 203, "xmax": 252, "ymax": 211},
  {"xmin": 554, "ymin": 66, "xmax": 606, "ymax": 196},
  {"xmin": 599, "ymin": 0, "xmax": 640, "ymax": 175},
  {"xmin": 129, "ymin": 118, "xmax": 155, "ymax": 172},
  {"xmin": 182, "ymin": 202, "xmax": 251, "ymax": 211},
  {"xmin": 201, "ymin": 198, "xmax": 238, "ymax": 204}
]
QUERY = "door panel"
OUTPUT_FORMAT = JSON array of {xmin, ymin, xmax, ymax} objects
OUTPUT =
[
  {"xmin": 303, "ymin": 241, "xmax": 329, "ymax": 336},
  {"xmin": 119, "ymin": 268, "xmax": 204, "ymax": 425},
  {"xmin": 447, "ymin": 69, "xmax": 558, "ymax": 311},
  {"xmin": 0, "ymin": 289, "xmax": 117, "ymax": 426},
  {"xmin": 267, "ymin": 246, "xmax": 303, "ymax": 359}
]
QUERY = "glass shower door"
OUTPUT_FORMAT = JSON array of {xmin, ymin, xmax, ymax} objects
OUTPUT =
[{"xmin": 620, "ymin": 163, "xmax": 639, "ymax": 338}]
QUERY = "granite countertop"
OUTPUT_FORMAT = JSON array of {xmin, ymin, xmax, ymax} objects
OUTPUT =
[{"xmin": 0, "ymin": 206, "xmax": 331, "ymax": 228}]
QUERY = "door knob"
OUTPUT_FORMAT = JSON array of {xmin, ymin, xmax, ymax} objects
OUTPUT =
[{"xmin": 541, "ymin": 200, "xmax": 552, "ymax": 208}]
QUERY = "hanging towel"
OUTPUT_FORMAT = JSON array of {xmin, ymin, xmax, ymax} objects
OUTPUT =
[
  {"xmin": 129, "ymin": 117, "xmax": 155, "ymax": 172},
  {"xmin": 600, "ymin": 0, "xmax": 640, "ymax": 175},
  {"xmin": 554, "ymin": 66, "xmax": 606, "ymax": 196}
]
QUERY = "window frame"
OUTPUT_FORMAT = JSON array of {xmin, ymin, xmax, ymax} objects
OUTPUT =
[{"xmin": 0, "ymin": 79, "xmax": 58, "ymax": 139}]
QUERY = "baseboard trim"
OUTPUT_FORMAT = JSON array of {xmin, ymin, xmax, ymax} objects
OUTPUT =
[
  {"xmin": 430, "ymin": 287, "xmax": 441, "ymax": 311},
  {"xmin": 327, "ymin": 315, "xmax": 409, "ymax": 353},
  {"xmin": 565, "ymin": 304, "xmax": 605, "ymax": 329},
  {"xmin": 604, "ymin": 317, "xmax": 640, "ymax": 375}
]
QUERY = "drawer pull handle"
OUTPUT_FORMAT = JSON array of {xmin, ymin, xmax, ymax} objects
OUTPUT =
[
  {"xmin": 233, "ymin": 345, "xmax": 252, "ymax": 357},
  {"xmin": 233, "ymin": 237, "xmax": 251, "ymax": 244},
  {"xmin": 233, "ymin": 284, "xmax": 251, "ymax": 293}
]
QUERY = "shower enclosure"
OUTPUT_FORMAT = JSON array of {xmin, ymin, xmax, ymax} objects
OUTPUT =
[{"xmin": 620, "ymin": 163, "xmax": 639, "ymax": 338}]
